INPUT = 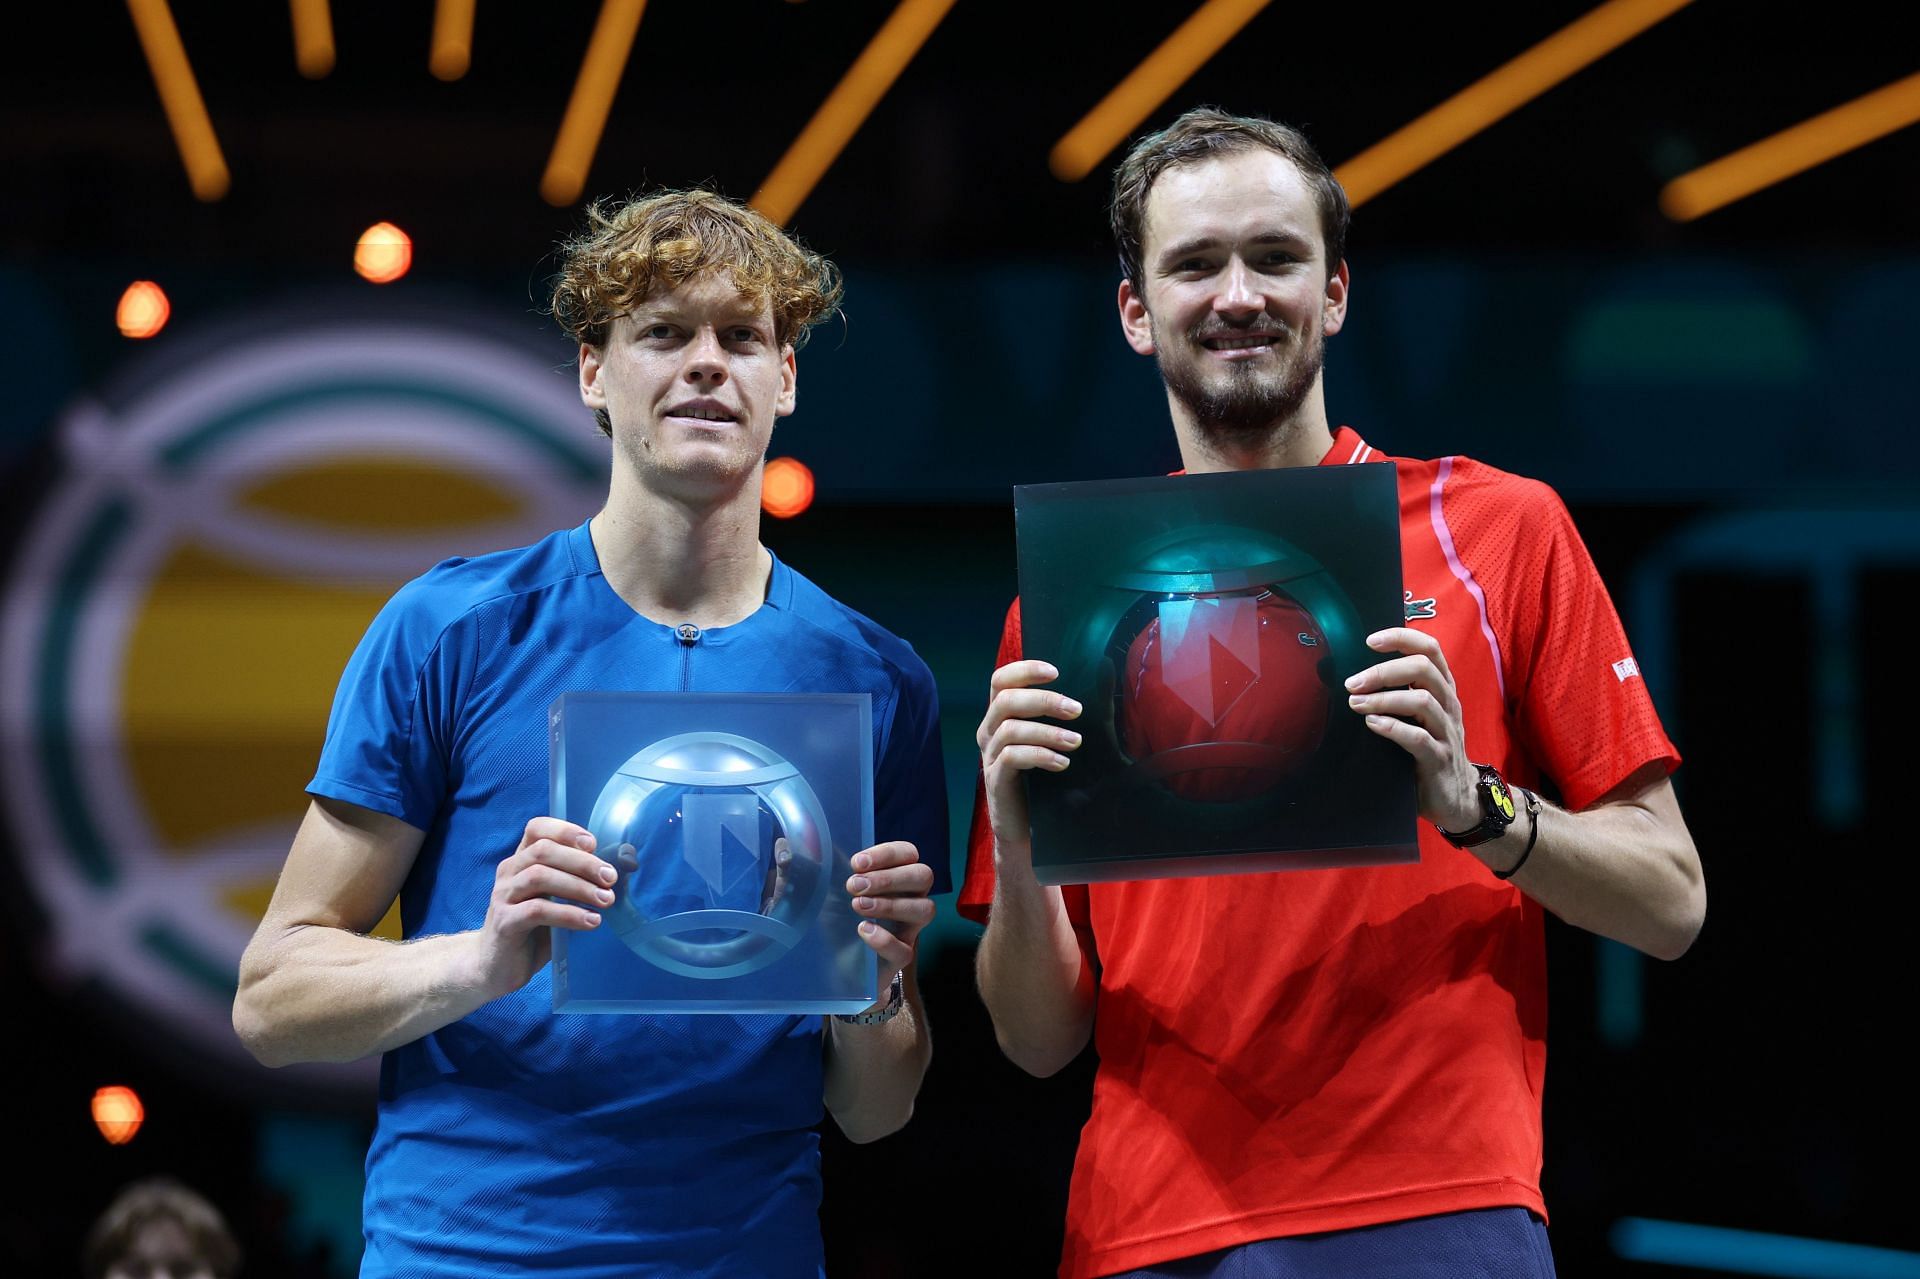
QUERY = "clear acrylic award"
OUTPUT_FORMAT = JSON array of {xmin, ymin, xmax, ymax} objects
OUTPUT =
[
  {"xmin": 1015, "ymin": 464, "xmax": 1418, "ymax": 884},
  {"xmin": 549, "ymin": 692, "xmax": 876, "ymax": 1014}
]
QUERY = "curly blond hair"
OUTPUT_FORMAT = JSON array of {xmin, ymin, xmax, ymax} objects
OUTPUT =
[{"xmin": 549, "ymin": 189, "xmax": 842, "ymax": 434}]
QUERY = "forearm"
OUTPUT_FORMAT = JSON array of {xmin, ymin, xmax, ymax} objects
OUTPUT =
[
  {"xmin": 975, "ymin": 849, "xmax": 1096, "ymax": 1078},
  {"xmin": 1481, "ymin": 785, "xmax": 1704, "ymax": 960},
  {"xmin": 822, "ymin": 969, "xmax": 931, "ymax": 1144},
  {"xmin": 234, "ymin": 925, "xmax": 492, "ymax": 1067}
]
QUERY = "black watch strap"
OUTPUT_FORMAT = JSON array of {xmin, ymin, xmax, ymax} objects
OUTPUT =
[{"xmin": 1436, "ymin": 763, "xmax": 1519, "ymax": 848}]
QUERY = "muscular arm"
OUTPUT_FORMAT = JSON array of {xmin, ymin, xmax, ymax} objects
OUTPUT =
[
  {"xmin": 233, "ymin": 798, "xmax": 614, "ymax": 1067},
  {"xmin": 821, "ymin": 841, "xmax": 937, "ymax": 1143},
  {"xmin": 822, "ymin": 970, "xmax": 932, "ymax": 1144},
  {"xmin": 975, "ymin": 847, "xmax": 1099, "ymax": 1078},
  {"xmin": 1351, "ymin": 629, "xmax": 1705, "ymax": 961},
  {"xmin": 1466, "ymin": 764, "xmax": 1703, "ymax": 960},
  {"xmin": 971, "ymin": 661, "xmax": 1100, "ymax": 1078}
]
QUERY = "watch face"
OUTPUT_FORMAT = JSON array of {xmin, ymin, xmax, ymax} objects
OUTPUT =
[{"xmin": 1488, "ymin": 776, "xmax": 1517, "ymax": 821}]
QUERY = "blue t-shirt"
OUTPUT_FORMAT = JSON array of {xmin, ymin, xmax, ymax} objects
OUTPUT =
[{"xmin": 309, "ymin": 521, "xmax": 950, "ymax": 1278}]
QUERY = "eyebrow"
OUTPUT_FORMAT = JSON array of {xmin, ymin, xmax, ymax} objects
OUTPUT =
[
  {"xmin": 629, "ymin": 302, "xmax": 771, "ymax": 329},
  {"xmin": 1156, "ymin": 230, "xmax": 1316, "ymax": 266}
]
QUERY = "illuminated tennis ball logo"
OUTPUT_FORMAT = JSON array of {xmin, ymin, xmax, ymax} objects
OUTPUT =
[
  {"xmin": 592, "ymin": 733, "xmax": 829, "ymax": 979},
  {"xmin": 1121, "ymin": 589, "xmax": 1332, "ymax": 801},
  {"xmin": 1104, "ymin": 527, "xmax": 1355, "ymax": 804},
  {"xmin": 0, "ymin": 314, "xmax": 605, "ymax": 1087}
]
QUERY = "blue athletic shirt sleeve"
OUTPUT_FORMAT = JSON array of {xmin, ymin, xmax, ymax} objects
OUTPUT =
[
  {"xmin": 875, "ymin": 652, "xmax": 951, "ymax": 895},
  {"xmin": 307, "ymin": 565, "xmax": 467, "ymax": 830}
]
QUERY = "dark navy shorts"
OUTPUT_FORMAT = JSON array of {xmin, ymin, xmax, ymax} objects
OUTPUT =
[{"xmin": 1102, "ymin": 1208, "xmax": 1557, "ymax": 1279}]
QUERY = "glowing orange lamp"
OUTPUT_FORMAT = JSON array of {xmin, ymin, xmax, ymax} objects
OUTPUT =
[
  {"xmin": 93, "ymin": 1085, "xmax": 145, "ymax": 1145},
  {"xmin": 762, "ymin": 457, "xmax": 815, "ymax": 519},
  {"xmin": 117, "ymin": 281, "xmax": 171, "ymax": 339},
  {"xmin": 355, "ymin": 223, "xmax": 413, "ymax": 284}
]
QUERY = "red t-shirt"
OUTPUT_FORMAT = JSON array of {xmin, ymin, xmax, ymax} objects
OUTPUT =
[{"xmin": 959, "ymin": 428, "xmax": 1680, "ymax": 1278}]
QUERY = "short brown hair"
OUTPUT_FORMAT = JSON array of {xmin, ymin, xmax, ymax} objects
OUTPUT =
[
  {"xmin": 549, "ymin": 188, "xmax": 844, "ymax": 435},
  {"xmin": 83, "ymin": 1177, "xmax": 241, "ymax": 1279},
  {"xmin": 1109, "ymin": 107, "xmax": 1350, "ymax": 289}
]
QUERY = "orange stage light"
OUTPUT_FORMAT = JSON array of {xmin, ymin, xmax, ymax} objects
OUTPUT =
[
  {"xmin": 541, "ymin": 0, "xmax": 649, "ymax": 207},
  {"xmin": 1661, "ymin": 71, "xmax": 1920, "ymax": 221},
  {"xmin": 291, "ymin": 0, "xmax": 336, "ymax": 79},
  {"xmin": 125, "ymin": 0, "xmax": 231, "ymax": 201},
  {"xmin": 762, "ymin": 457, "xmax": 816, "ymax": 519},
  {"xmin": 355, "ymin": 223, "xmax": 414, "ymax": 284},
  {"xmin": 93, "ymin": 1086, "xmax": 145, "ymax": 1145},
  {"xmin": 751, "ymin": 0, "xmax": 956, "ymax": 226},
  {"xmin": 430, "ymin": 0, "xmax": 476, "ymax": 81},
  {"xmin": 1335, "ymin": 0, "xmax": 1694, "ymax": 208},
  {"xmin": 1049, "ymin": 0, "xmax": 1272, "ymax": 183},
  {"xmin": 117, "ymin": 281, "xmax": 171, "ymax": 339}
]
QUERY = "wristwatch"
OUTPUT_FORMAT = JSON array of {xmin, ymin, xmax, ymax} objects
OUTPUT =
[
  {"xmin": 834, "ymin": 971, "xmax": 905, "ymax": 1025},
  {"xmin": 1435, "ymin": 763, "xmax": 1519, "ymax": 848}
]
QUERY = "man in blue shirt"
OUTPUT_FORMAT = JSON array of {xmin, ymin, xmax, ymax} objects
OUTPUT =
[{"xmin": 234, "ymin": 189, "xmax": 948, "ymax": 1277}]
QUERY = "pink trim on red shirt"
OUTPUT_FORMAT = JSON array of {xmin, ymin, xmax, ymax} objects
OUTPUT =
[{"xmin": 1429, "ymin": 456, "xmax": 1508, "ymax": 702}]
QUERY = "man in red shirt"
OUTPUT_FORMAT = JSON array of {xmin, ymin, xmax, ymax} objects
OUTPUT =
[{"xmin": 962, "ymin": 108, "xmax": 1706, "ymax": 1278}]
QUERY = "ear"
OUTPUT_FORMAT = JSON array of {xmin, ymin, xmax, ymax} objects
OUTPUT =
[
  {"xmin": 578, "ymin": 342, "xmax": 606, "ymax": 412},
  {"xmin": 1322, "ymin": 259, "xmax": 1350, "ymax": 338},
  {"xmin": 1118, "ymin": 278, "xmax": 1156, "ymax": 356},
  {"xmin": 775, "ymin": 345, "xmax": 797, "ymax": 419}
]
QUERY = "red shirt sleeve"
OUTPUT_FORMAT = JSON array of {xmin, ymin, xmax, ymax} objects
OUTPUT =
[
  {"xmin": 957, "ymin": 598, "xmax": 1090, "ymax": 927},
  {"xmin": 1453, "ymin": 463, "xmax": 1680, "ymax": 811}
]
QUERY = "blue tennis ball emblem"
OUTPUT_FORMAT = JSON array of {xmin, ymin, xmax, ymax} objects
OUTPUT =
[
  {"xmin": 588, "ymin": 733, "xmax": 830, "ymax": 980},
  {"xmin": 611, "ymin": 793, "xmax": 784, "ymax": 922}
]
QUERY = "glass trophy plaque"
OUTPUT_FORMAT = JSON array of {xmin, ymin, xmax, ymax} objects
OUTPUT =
[
  {"xmin": 1015, "ymin": 464, "xmax": 1418, "ymax": 884},
  {"xmin": 549, "ymin": 691, "xmax": 876, "ymax": 1014}
]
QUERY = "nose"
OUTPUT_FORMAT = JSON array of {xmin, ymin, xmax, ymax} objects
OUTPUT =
[
  {"xmin": 1214, "ymin": 257, "xmax": 1262, "ymax": 319},
  {"xmin": 683, "ymin": 326, "xmax": 728, "ymax": 386}
]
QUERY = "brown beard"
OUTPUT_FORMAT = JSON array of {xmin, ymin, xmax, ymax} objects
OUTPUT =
[{"xmin": 1155, "ymin": 319, "xmax": 1325, "ymax": 449}]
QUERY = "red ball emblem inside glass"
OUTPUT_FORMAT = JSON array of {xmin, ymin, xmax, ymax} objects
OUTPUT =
[{"xmin": 1121, "ymin": 589, "xmax": 1330, "ymax": 802}]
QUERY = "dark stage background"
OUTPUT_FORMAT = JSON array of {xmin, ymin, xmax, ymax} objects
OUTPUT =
[{"xmin": 4, "ymin": 2, "xmax": 1915, "ymax": 1275}]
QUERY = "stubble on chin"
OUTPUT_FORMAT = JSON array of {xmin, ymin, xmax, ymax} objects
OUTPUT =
[{"xmin": 1155, "ymin": 321, "xmax": 1325, "ymax": 450}]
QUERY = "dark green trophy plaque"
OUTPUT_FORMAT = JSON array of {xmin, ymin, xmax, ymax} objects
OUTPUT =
[{"xmin": 1014, "ymin": 464, "xmax": 1418, "ymax": 884}]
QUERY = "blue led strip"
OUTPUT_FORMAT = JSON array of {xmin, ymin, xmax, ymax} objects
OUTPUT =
[{"xmin": 1612, "ymin": 1218, "xmax": 1920, "ymax": 1278}]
